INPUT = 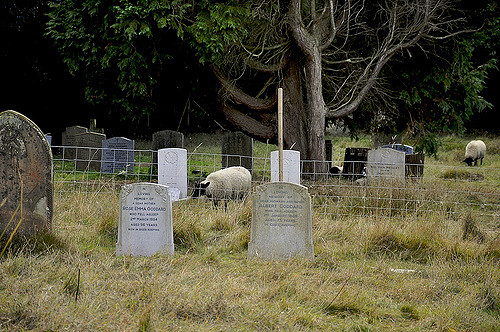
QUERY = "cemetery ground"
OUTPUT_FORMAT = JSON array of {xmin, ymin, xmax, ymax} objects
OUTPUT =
[{"xmin": 1, "ymin": 133, "xmax": 500, "ymax": 330}]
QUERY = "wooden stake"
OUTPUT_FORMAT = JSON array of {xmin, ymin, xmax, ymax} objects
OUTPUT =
[{"xmin": 278, "ymin": 88, "xmax": 283, "ymax": 182}]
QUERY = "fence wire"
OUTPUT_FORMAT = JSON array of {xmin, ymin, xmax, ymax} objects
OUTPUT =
[{"xmin": 52, "ymin": 145, "xmax": 500, "ymax": 231}]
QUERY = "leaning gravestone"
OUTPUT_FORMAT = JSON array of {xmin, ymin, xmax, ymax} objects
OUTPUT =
[
  {"xmin": 366, "ymin": 147, "xmax": 405, "ymax": 180},
  {"xmin": 270, "ymin": 150, "xmax": 301, "ymax": 184},
  {"xmin": 381, "ymin": 143, "xmax": 414, "ymax": 155},
  {"xmin": 0, "ymin": 110, "xmax": 53, "ymax": 236},
  {"xmin": 62, "ymin": 125, "xmax": 88, "ymax": 159},
  {"xmin": 222, "ymin": 131, "xmax": 253, "ymax": 171},
  {"xmin": 158, "ymin": 148, "xmax": 187, "ymax": 201},
  {"xmin": 116, "ymin": 183, "xmax": 174, "ymax": 256},
  {"xmin": 248, "ymin": 182, "xmax": 314, "ymax": 260},
  {"xmin": 101, "ymin": 137, "xmax": 135, "ymax": 174},
  {"xmin": 75, "ymin": 131, "xmax": 106, "ymax": 171}
]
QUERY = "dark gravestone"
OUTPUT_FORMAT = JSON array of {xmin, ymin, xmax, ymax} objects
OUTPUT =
[
  {"xmin": 75, "ymin": 132, "xmax": 106, "ymax": 171},
  {"xmin": 62, "ymin": 125, "xmax": 88, "ymax": 159},
  {"xmin": 342, "ymin": 147, "xmax": 369, "ymax": 179},
  {"xmin": 222, "ymin": 131, "xmax": 253, "ymax": 171},
  {"xmin": 381, "ymin": 144, "xmax": 414, "ymax": 155},
  {"xmin": 0, "ymin": 110, "xmax": 53, "ymax": 236},
  {"xmin": 151, "ymin": 130, "xmax": 184, "ymax": 170},
  {"xmin": 405, "ymin": 154, "xmax": 425, "ymax": 179},
  {"xmin": 325, "ymin": 140, "xmax": 333, "ymax": 168},
  {"xmin": 101, "ymin": 137, "xmax": 135, "ymax": 174}
]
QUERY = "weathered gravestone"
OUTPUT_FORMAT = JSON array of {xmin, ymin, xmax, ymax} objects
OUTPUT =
[
  {"xmin": 366, "ymin": 148, "xmax": 405, "ymax": 180},
  {"xmin": 101, "ymin": 137, "xmax": 135, "ymax": 174},
  {"xmin": 342, "ymin": 147, "xmax": 369, "ymax": 179},
  {"xmin": 45, "ymin": 134, "xmax": 52, "ymax": 146},
  {"xmin": 158, "ymin": 148, "xmax": 187, "ymax": 201},
  {"xmin": 151, "ymin": 130, "xmax": 184, "ymax": 170},
  {"xmin": 325, "ymin": 140, "xmax": 333, "ymax": 167},
  {"xmin": 222, "ymin": 131, "xmax": 253, "ymax": 171},
  {"xmin": 0, "ymin": 110, "xmax": 53, "ymax": 236},
  {"xmin": 381, "ymin": 143, "xmax": 414, "ymax": 155},
  {"xmin": 248, "ymin": 182, "xmax": 314, "ymax": 260},
  {"xmin": 75, "ymin": 131, "xmax": 106, "ymax": 171},
  {"xmin": 62, "ymin": 125, "xmax": 88, "ymax": 159},
  {"xmin": 116, "ymin": 183, "xmax": 174, "ymax": 256},
  {"xmin": 271, "ymin": 150, "xmax": 301, "ymax": 184}
]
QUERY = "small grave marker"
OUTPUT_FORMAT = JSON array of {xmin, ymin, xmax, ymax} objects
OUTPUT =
[
  {"xmin": 101, "ymin": 137, "xmax": 135, "ymax": 174},
  {"xmin": 342, "ymin": 147, "xmax": 369, "ymax": 179},
  {"xmin": 248, "ymin": 182, "xmax": 314, "ymax": 260},
  {"xmin": 271, "ymin": 150, "xmax": 300, "ymax": 184},
  {"xmin": 222, "ymin": 131, "xmax": 253, "ymax": 171},
  {"xmin": 75, "ymin": 131, "xmax": 106, "ymax": 171},
  {"xmin": 366, "ymin": 148, "xmax": 405, "ymax": 180},
  {"xmin": 0, "ymin": 110, "xmax": 53, "ymax": 236},
  {"xmin": 116, "ymin": 183, "xmax": 174, "ymax": 256},
  {"xmin": 158, "ymin": 148, "xmax": 187, "ymax": 200}
]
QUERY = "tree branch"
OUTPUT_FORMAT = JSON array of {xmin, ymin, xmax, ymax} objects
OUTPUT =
[
  {"xmin": 212, "ymin": 65, "xmax": 277, "ymax": 110},
  {"xmin": 221, "ymin": 104, "xmax": 275, "ymax": 140}
]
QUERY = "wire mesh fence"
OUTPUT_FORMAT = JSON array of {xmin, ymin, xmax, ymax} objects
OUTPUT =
[{"xmin": 52, "ymin": 145, "xmax": 500, "ymax": 231}]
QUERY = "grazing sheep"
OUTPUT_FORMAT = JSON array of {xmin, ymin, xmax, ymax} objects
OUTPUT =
[
  {"xmin": 463, "ymin": 140, "xmax": 486, "ymax": 166},
  {"xmin": 192, "ymin": 166, "xmax": 251, "ymax": 208}
]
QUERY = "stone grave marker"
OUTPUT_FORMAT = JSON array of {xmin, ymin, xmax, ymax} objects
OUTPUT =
[
  {"xmin": 342, "ymin": 147, "xmax": 369, "ymax": 179},
  {"xmin": 0, "ymin": 110, "xmax": 53, "ymax": 236},
  {"xmin": 381, "ymin": 143, "xmax": 414, "ymax": 155},
  {"xmin": 151, "ymin": 130, "xmax": 184, "ymax": 170},
  {"xmin": 158, "ymin": 148, "xmax": 187, "ymax": 200},
  {"xmin": 116, "ymin": 183, "xmax": 174, "ymax": 256},
  {"xmin": 248, "ymin": 182, "xmax": 314, "ymax": 260},
  {"xmin": 271, "ymin": 150, "xmax": 301, "ymax": 184},
  {"xmin": 101, "ymin": 137, "xmax": 135, "ymax": 174},
  {"xmin": 366, "ymin": 147, "xmax": 405, "ymax": 180},
  {"xmin": 222, "ymin": 131, "xmax": 253, "ymax": 171},
  {"xmin": 75, "ymin": 131, "xmax": 106, "ymax": 171},
  {"xmin": 45, "ymin": 134, "xmax": 52, "ymax": 146},
  {"xmin": 62, "ymin": 125, "xmax": 88, "ymax": 159}
]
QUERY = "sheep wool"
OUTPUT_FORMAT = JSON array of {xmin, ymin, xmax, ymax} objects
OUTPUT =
[
  {"xmin": 197, "ymin": 166, "xmax": 251, "ymax": 202},
  {"xmin": 463, "ymin": 140, "xmax": 486, "ymax": 166}
]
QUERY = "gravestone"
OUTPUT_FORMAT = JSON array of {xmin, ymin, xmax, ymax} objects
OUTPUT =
[
  {"xmin": 75, "ymin": 131, "xmax": 106, "ymax": 171},
  {"xmin": 366, "ymin": 148, "xmax": 405, "ymax": 180},
  {"xmin": 0, "ymin": 110, "xmax": 53, "ymax": 236},
  {"xmin": 62, "ymin": 125, "xmax": 88, "ymax": 159},
  {"xmin": 381, "ymin": 143, "xmax": 414, "ymax": 155},
  {"xmin": 101, "ymin": 137, "xmax": 135, "ymax": 174},
  {"xmin": 222, "ymin": 131, "xmax": 253, "ymax": 171},
  {"xmin": 325, "ymin": 140, "xmax": 333, "ymax": 167},
  {"xmin": 270, "ymin": 150, "xmax": 301, "ymax": 184},
  {"xmin": 342, "ymin": 147, "xmax": 369, "ymax": 179},
  {"xmin": 405, "ymin": 153, "xmax": 425, "ymax": 178},
  {"xmin": 151, "ymin": 130, "xmax": 184, "ymax": 169},
  {"xmin": 158, "ymin": 148, "xmax": 187, "ymax": 201},
  {"xmin": 248, "ymin": 182, "xmax": 314, "ymax": 260},
  {"xmin": 45, "ymin": 134, "xmax": 52, "ymax": 146},
  {"xmin": 116, "ymin": 183, "xmax": 174, "ymax": 256}
]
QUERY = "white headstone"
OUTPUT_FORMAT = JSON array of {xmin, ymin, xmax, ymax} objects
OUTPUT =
[
  {"xmin": 271, "ymin": 150, "xmax": 300, "ymax": 184},
  {"xmin": 101, "ymin": 137, "xmax": 135, "ymax": 174},
  {"xmin": 366, "ymin": 148, "xmax": 405, "ymax": 180},
  {"xmin": 248, "ymin": 182, "xmax": 314, "ymax": 260},
  {"xmin": 158, "ymin": 148, "xmax": 187, "ymax": 200},
  {"xmin": 116, "ymin": 183, "xmax": 174, "ymax": 256}
]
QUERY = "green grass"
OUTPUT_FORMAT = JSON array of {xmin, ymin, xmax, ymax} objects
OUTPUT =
[{"xmin": 0, "ymin": 132, "xmax": 499, "ymax": 330}]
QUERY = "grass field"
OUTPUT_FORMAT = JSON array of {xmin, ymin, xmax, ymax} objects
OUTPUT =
[{"xmin": 0, "ymin": 133, "xmax": 499, "ymax": 331}]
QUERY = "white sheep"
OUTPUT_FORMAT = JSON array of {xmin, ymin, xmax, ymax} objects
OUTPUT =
[
  {"xmin": 463, "ymin": 140, "xmax": 486, "ymax": 166},
  {"xmin": 192, "ymin": 166, "xmax": 251, "ymax": 207}
]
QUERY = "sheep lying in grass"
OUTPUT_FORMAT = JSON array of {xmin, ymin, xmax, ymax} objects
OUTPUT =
[
  {"xmin": 463, "ymin": 140, "xmax": 486, "ymax": 166},
  {"xmin": 192, "ymin": 166, "xmax": 251, "ymax": 208}
]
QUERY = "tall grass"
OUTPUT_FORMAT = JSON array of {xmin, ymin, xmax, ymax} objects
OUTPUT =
[{"xmin": 0, "ymin": 133, "xmax": 499, "ymax": 330}]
